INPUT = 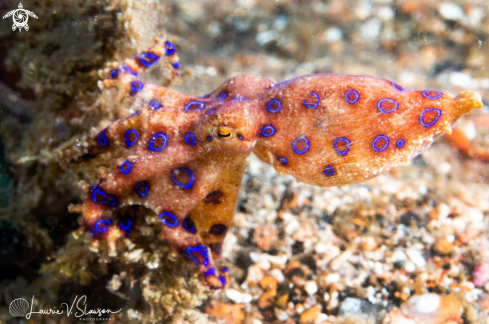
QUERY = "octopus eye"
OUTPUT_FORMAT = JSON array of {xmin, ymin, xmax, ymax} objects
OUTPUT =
[
  {"xmin": 218, "ymin": 131, "xmax": 231, "ymax": 138},
  {"xmin": 216, "ymin": 126, "xmax": 234, "ymax": 140}
]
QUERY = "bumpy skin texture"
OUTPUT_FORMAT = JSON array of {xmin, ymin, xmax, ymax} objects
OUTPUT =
[{"xmin": 60, "ymin": 40, "xmax": 483, "ymax": 289}]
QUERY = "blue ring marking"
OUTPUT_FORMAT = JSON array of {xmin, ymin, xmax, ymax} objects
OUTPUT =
[
  {"xmin": 324, "ymin": 166, "xmax": 335, "ymax": 176},
  {"xmin": 420, "ymin": 108, "xmax": 442, "ymax": 127},
  {"xmin": 120, "ymin": 219, "xmax": 131, "ymax": 231},
  {"xmin": 171, "ymin": 168, "xmax": 195, "ymax": 189},
  {"xmin": 207, "ymin": 136, "xmax": 211, "ymax": 141},
  {"xmin": 159, "ymin": 212, "xmax": 178, "ymax": 228},
  {"xmin": 377, "ymin": 98, "xmax": 399, "ymax": 113},
  {"xmin": 396, "ymin": 139, "xmax": 405, "ymax": 148},
  {"xmin": 267, "ymin": 99, "xmax": 282, "ymax": 113},
  {"xmin": 148, "ymin": 133, "xmax": 168, "ymax": 151},
  {"xmin": 222, "ymin": 267, "xmax": 229, "ymax": 273},
  {"xmin": 87, "ymin": 230, "xmax": 95, "ymax": 236},
  {"xmin": 210, "ymin": 224, "xmax": 227, "ymax": 236},
  {"xmin": 219, "ymin": 276, "xmax": 227, "ymax": 286},
  {"xmin": 239, "ymin": 135, "xmax": 243, "ymax": 140},
  {"xmin": 120, "ymin": 161, "xmax": 132, "ymax": 174},
  {"xmin": 205, "ymin": 268, "xmax": 216, "ymax": 277},
  {"xmin": 334, "ymin": 137, "xmax": 351, "ymax": 155},
  {"xmin": 110, "ymin": 69, "xmax": 118, "ymax": 79},
  {"xmin": 186, "ymin": 245, "xmax": 209, "ymax": 266},
  {"xmin": 165, "ymin": 41, "xmax": 176, "ymax": 55},
  {"xmin": 372, "ymin": 135, "xmax": 390, "ymax": 152},
  {"xmin": 292, "ymin": 136, "xmax": 310, "ymax": 154},
  {"xmin": 218, "ymin": 92, "xmax": 227, "ymax": 100},
  {"xmin": 97, "ymin": 130, "xmax": 108, "ymax": 146},
  {"xmin": 261, "ymin": 125, "xmax": 275, "ymax": 137},
  {"xmin": 131, "ymin": 80, "xmax": 144, "ymax": 93},
  {"xmin": 423, "ymin": 90, "xmax": 442, "ymax": 99},
  {"xmin": 345, "ymin": 90, "xmax": 360, "ymax": 104},
  {"xmin": 172, "ymin": 62, "xmax": 180, "ymax": 69},
  {"xmin": 184, "ymin": 101, "xmax": 205, "ymax": 112},
  {"xmin": 135, "ymin": 181, "xmax": 149, "ymax": 197},
  {"xmin": 303, "ymin": 92, "xmax": 320, "ymax": 109},
  {"xmin": 92, "ymin": 189, "xmax": 117, "ymax": 206},
  {"xmin": 392, "ymin": 82, "xmax": 406, "ymax": 91},
  {"xmin": 149, "ymin": 99, "xmax": 161, "ymax": 109},
  {"xmin": 183, "ymin": 218, "xmax": 196, "ymax": 234},
  {"xmin": 137, "ymin": 52, "xmax": 158, "ymax": 67},
  {"xmin": 205, "ymin": 109, "xmax": 216, "ymax": 115},
  {"xmin": 94, "ymin": 220, "xmax": 112, "ymax": 233},
  {"xmin": 121, "ymin": 64, "xmax": 138, "ymax": 77},
  {"xmin": 279, "ymin": 157, "xmax": 287, "ymax": 164},
  {"xmin": 125, "ymin": 129, "xmax": 139, "ymax": 147},
  {"xmin": 185, "ymin": 133, "xmax": 197, "ymax": 146}
]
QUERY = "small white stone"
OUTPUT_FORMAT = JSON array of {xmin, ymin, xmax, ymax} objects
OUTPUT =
[
  {"xmin": 405, "ymin": 262, "xmax": 416, "ymax": 273},
  {"xmin": 439, "ymin": 3, "xmax": 465, "ymax": 21},
  {"xmin": 226, "ymin": 289, "xmax": 253, "ymax": 303},
  {"xmin": 406, "ymin": 248, "xmax": 426, "ymax": 268},
  {"xmin": 305, "ymin": 281, "xmax": 318, "ymax": 295},
  {"xmin": 360, "ymin": 18, "xmax": 382, "ymax": 40},
  {"xmin": 377, "ymin": 6, "xmax": 395, "ymax": 21},
  {"xmin": 468, "ymin": 7, "xmax": 485, "ymax": 28},
  {"xmin": 392, "ymin": 249, "xmax": 407, "ymax": 262},
  {"xmin": 275, "ymin": 308, "xmax": 288, "ymax": 321},
  {"xmin": 402, "ymin": 293, "xmax": 440, "ymax": 315},
  {"xmin": 468, "ymin": 207, "xmax": 484, "ymax": 224},
  {"xmin": 270, "ymin": 268, "xmax": 285, "ymax": 283},
  {"xmin": 339, "ymin": 298, "xmax": 362, "ymax": 314},
  {"xmin": 324, "ymin": 27, "xmax": 343, "ymax": 42},
  {"xmin": 437, "ymin": 204, "xmax": 450, "ymax": 219},
  {"xmin": 267, "ymin": 254, "xmax": 289, "ymax": 266},
  {"xmin": 125, "ymin": 248, "xmax": 144, "ymax": 261},
  {"xmin": 325, "ymin": 273, "xmax": 340, "ymax": 284},
  {"xmin": 449, "ymin": 72, "xmax": 472, "ymax": 87},
  {"xmin": 418, "ymin": 184, "xmax": 428, "ymax": 195},
  {"xmin": 256, "ymin": 30, "xmax": 279, "ymax": 45}
]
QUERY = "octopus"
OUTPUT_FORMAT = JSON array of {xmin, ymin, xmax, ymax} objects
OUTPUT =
[{"xmin": 59, "ymin": 38, "xmax": 483, "ymax": 289}]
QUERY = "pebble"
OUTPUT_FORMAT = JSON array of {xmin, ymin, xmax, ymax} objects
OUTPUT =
[
  {"xmin": 377, "ymin": 6, "xmax": 395, "ymax": 21},
  {"xmin": 270, "ymin": 268, "xmax": 285, "ymax": 283},
  {"xmin": 305, "ymin": 281, "xmax": 318, "ymax": 295},
  {"xmin": 360, "ymin": 18, "xmax": 382, "ymax": 41},
  {"xmin": 324, "ymin": 27, "xmax": 343, "ymax": 42},
  {"xmin": 403, "ymin": 293, "xmax": 440, "ymax": 315},
  {"xmin": 299, "ymin": 305, "xmax": 322, "ymax": 324},
  {"xmin": 339, "ymin": 297, "xmax": 362, "ymax": 315},
  {"xmin": 226, "ymin": 289, "xmax": 253, "ymax": 303},
  {"xmin": 438, "ymin": 3, "xmax": 465, "ymax": 21},
  {"xmin": 275, "ymin": 308, "xmax": 289, "ymax": 321},
  {"xmin": 449, "ymin": 72, "xmax": 473, "ymax": 88},
  {"xmin": 433, "ymin": 239, "xmax": 454, "ymax": 256},
  {"xmin": 401, "ymin": 293, "xmax": 463, "ymax": 324},
  {"xmin": 406, "ymin": 248, "xmax": 426, "ymax": 268}
]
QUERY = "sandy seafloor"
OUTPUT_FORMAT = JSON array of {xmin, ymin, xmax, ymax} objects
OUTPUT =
[{"xmin": 1, "ymin": 0, "xmax": 489, "ymax": 323}]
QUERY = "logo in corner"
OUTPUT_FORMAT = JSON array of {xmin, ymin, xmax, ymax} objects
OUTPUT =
[
  {"xmin": 2, "ymin": 3, "xmax": 38, "ymax": 32},
  {"xmin": 9, "ymin": 298, "xmax": 30, "ymax": 317}
]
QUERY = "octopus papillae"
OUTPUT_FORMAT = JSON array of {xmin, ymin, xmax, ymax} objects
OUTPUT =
[{"xmin": 59, "ymin": 38, "xmax": 483, "ymax": 289}]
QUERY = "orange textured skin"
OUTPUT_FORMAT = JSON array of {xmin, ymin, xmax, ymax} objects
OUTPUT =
[{"xmin": 60, "ymin": 41, "xmax": 483, "ymax": 289}]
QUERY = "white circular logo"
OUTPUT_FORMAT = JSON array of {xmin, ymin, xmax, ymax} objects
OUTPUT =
[
  {"xmin": 9, "ymin": 298, "xmax": 30, "ymax": 317},
  {"xmin": 2, "ymin": 3, "xmax": 38, "ymax": 32}
]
